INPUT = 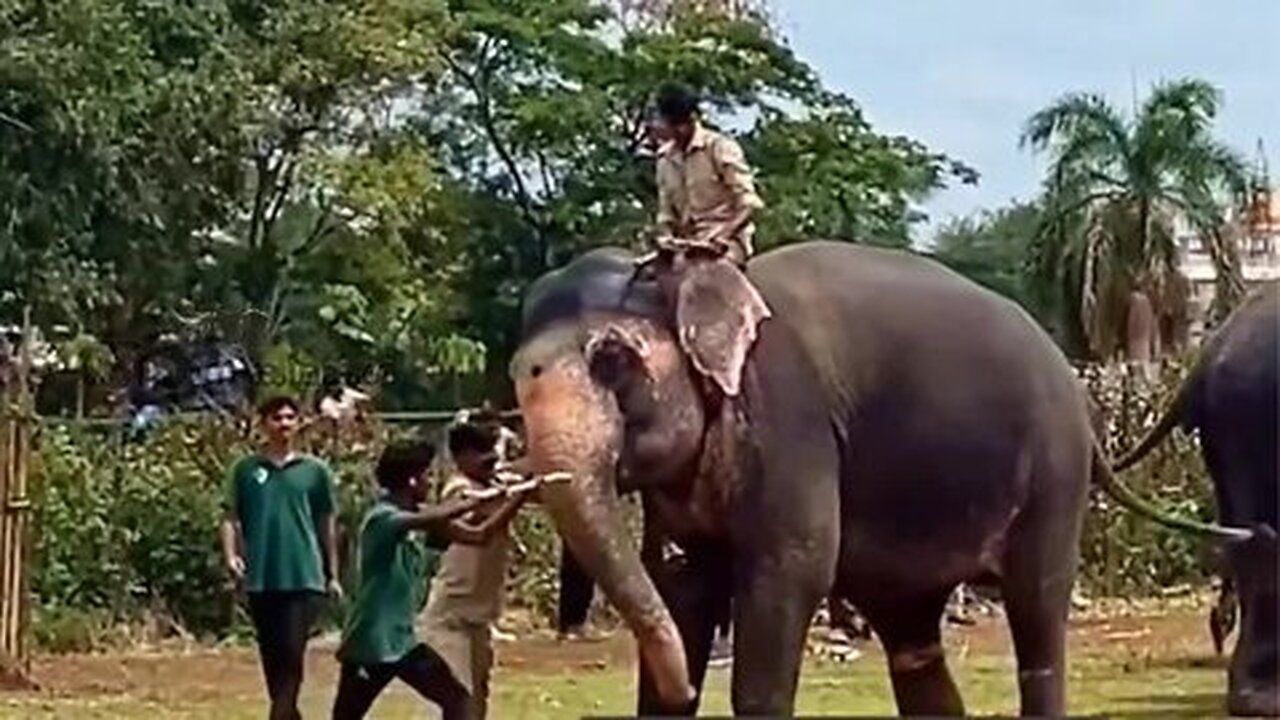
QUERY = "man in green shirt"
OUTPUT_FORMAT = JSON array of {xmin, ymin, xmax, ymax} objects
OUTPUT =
[
  {"xmin": 221, "ymin": 395, "xmax": 341, "ymax": 720},
  {"xmin": 332, "ymin": 438, "xmax": 540, "ymax": 720}
]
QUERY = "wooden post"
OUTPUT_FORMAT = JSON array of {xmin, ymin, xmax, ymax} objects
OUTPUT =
[{"xmin": 0, "ymin": 308, "xmax": 36, "ymax": 689}]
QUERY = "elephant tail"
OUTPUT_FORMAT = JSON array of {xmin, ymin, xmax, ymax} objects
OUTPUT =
[
  {"xmin": 1090, "ymin": 441, "xmax": 1254, "ymax": 542},
  {"xmin": 1111, "ymin": 375, "xmax": 1195, "ymax": 473}
]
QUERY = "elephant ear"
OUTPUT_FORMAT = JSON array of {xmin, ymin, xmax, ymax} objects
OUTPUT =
[{"xmin": 674, "ymin": 260, "xmax": 772, "ymax": 397}]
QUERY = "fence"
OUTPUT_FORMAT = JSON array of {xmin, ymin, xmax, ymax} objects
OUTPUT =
[{"xmin": 0, "ymin": 316, "xmax": 35, "ymax": 688}]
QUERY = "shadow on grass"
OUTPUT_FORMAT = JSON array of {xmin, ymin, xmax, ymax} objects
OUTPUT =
[
  {"xmin": 1139, "ymin": 653, "xmax": 1230, "ymax": 671},
  {"xmin": 1105, "ymin": 690, "xmax": 1224, "ymax": 719}
]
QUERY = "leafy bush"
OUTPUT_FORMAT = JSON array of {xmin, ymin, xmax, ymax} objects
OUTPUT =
[
  {"xmin": 29, "ymin": 414, "xmax": 585, "ymax": 647},
  {"xmin": 28, "ymin": 360, "xmax": 1217, "ymax": 650},
  {"xmin": 1076, "ymin": 358, "xmax": 1216, "ymax": 596},
  {"xmin": 31, "ymin": 421, "xmax": 252, "ymax": 641}
]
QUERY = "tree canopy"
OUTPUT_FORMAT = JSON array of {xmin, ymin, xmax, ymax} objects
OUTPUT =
[{"xmin": 2, "ymin": 0, "xmax": 973, "ymax": 412}]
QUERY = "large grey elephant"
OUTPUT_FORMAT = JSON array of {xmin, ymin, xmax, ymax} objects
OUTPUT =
[
  {"xmin": 510, "ymin": 241, "xmax": 1253, "ymax": 716},
  {"xmin": 1114, "ymin": 282, "xmax": 1278, "ymax": 717}
]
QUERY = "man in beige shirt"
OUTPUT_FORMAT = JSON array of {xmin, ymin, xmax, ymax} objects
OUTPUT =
[
  {"xmin": 420, "ymin": 422, "xmax": 529, "ymax": 720},
  {"xmin": 651, "ymin": 82, "xmax": 765, "ymax": 266}
]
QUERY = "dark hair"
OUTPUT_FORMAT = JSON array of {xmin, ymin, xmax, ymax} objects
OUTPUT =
[
  {"xmin": 654, "ymin": 82, "xmax": 699, "ymax": 124},
  {"xmin": 257, "ymin": 394, "xmax": 300, "ymax": 418},
  {"xmin": 376, "ymin": 439, "xmax": 437, "ymax": 490},
  {"xmin": 449, "ymin": 421, "xmax": 498, "ymax": 458}
]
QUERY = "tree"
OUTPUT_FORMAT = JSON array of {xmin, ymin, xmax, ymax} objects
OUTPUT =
[
  {"xmin": 426, "ymin": 0, "xmax": 974, "ymax": 392},
  {"xmin": 3, "ymin": 0, "xmax": 974, "ymax": 412},
  {"xmin": 1021, "ymin": 78, "xmax": 1249, "ymax": 361},
  {"xmin": 930, "ymin": 200, "xmax": 1045, "ymax": 321},
  {"xmin": 1, "ymin": 0, "xmax": 479, "ymax": 407},
  {"xmin": 749, "ymin": 102, "xmax": 977, "ymax": 248}
]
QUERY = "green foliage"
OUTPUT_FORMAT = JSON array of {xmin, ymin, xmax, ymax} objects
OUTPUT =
[
  {"xmin": 1022, "ymin": 78, "xmax": 1251, "ymax": 359},
  {"xmin": 751, "ymin": 103, "xmax": 978, "ymax": 247},
  {"xmin": 929, "ymin": 200, "xmax": 1053, "ymax": 329},
  {"xmin": 29, "ymin": 415, "xmax": 588, "ymax": 648},
  {"xmin": 31, "ymin": 422, "xmax": 250, "ymax": 641},
  {"xmin": 1077, "ymin": 358, "xmax": 1216, "ymax": 595},
  {"xmin": 5, "ymin": 0, "xmax": 973, "ymax": 414}
]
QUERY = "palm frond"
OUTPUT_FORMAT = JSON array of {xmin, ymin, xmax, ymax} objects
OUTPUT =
[
  {"xmin": 1205, "ymin": 223, "xmax": 1248, "ymax": 320},
  {"xmin": 1019, "ymin": 92, "xmax": 1128, "ymax": 157},
  {"xmin": 1023, "ymin": 76, "xmax": 1246, "ymax": 360},
  {"xmin": 1162, "ymin": 186, "xmax": 1248, "ymax": 317},
  {"xmin": 1134, "ymin": 79, "xmax": 1227, "ymax": 187},
  {"xmin": 1167, "ymin": 139, "xmax": 1250, "ymax": 199},
  {"xmin": 1140, "ymin": 78, "xmax": 1223, "ymax": 132}
]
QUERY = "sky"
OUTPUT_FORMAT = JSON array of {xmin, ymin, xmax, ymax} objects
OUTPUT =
[{"xmin": 769, "ymin": 0, "xmax": 1279, "ymax": 242}]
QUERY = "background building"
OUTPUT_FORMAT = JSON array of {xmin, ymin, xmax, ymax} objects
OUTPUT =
[{"xmin": 1178, "ymin": 181, "xmax": 1279, "ymax": 343}]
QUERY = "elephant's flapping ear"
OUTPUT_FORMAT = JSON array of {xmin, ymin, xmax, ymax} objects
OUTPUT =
[{"xmin": 675, "ymin": 261, "xmax": 771, "ymax": 397}]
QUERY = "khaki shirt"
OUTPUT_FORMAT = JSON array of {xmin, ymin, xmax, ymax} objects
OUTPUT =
[
  {"xmin": 656, "ymin": 124, "xmax": 764, "ymax": 255},
  {"xmin": 420, "ymin": 474, "xmax": 512, "ymax": 626}
]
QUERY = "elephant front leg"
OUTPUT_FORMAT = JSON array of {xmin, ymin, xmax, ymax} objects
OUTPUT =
[
  {"xmin": 729, "ymin": 549, "xmax": 827, "ymax": 715},
  {"xmin": 637, "ymin": 501, "xmax": 729, "ymax": 715}
]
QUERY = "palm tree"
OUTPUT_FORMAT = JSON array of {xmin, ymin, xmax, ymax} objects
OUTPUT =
[{"xmin": 1022, "ymin": 78, "xmax": 1250, "ymax": 362}]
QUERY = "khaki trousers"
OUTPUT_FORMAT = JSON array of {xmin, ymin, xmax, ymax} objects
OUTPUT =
[{"xmin": 422, "ymin": 616, "xmax": 494, "ymax": 720}]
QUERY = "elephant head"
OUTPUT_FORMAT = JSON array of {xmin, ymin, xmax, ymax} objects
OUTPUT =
[{"xmin": 509, "ymin": 248, "xmax": 768, "ymax": 706}]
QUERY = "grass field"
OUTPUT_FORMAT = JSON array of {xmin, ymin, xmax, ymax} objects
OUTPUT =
[{"xmin": 0, "ymin": 608, "xmax": 1230, "ymax": 718}]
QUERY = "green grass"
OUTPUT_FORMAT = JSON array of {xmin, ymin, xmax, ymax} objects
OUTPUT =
[{"xmin": 0, "ymin": 645, "xmax": 1225, "ymax": 718}]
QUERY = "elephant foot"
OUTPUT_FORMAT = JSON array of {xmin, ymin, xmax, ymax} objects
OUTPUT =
[
  {"xmin": 1228, "ymin": 686, "xmax": 1279, "ymax": 718},
  {"xmin": 1016, "ymin": 666, "xmax": 1065, "ymax": 717},
  {"xmin": 887, "ymin": 644, "xmax": 965, "ymax": 717}
]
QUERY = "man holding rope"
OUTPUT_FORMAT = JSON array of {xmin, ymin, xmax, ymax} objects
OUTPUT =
[
  {"xmin": 331, "ymin": 438, "xmax": 563, "ymax": 719},
  {"xmin": 420, "ymin": 421, "xmax": 548, "ymax": 720}
]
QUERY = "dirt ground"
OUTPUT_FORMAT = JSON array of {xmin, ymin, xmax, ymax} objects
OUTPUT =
[{"xmin": 0, "ymin": 606, "xmax": 1235, "ymax": 718}]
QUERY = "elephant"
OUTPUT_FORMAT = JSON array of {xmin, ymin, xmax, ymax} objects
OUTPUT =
[
  {"xmin": 510, "ymin": 240, "xmax": 1255, "ymax": 716},
  {"xmin": 1113, "ymin": 281, "xmax": 1278, "ymax": 717}
]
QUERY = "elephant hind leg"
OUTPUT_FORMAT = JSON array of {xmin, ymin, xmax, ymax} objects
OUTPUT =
[
  {"xmin": 1002, "ymin": 587, "xmax": 1069, "ymax": 717},
  {"xmin": 1000, "ymin": 508, "xmax": 1079, "ymax": 716},
  {"xmin": 864, "ymin": 589, "xmax": 965, "ymax": 717}
]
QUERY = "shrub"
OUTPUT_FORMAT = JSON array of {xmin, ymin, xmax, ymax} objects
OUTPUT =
[{"xmin": 1075, "ymin": 358, "xmax": 1216, "ymax": 596}]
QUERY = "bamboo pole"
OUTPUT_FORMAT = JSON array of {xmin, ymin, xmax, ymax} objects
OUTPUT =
[
  {"xmin": 0, "ymin": 308, "xmax": 35, "ymax": 687},
  {"xmin": 0, "ymin": 401, "xmax": 11, "ymax": 659}
]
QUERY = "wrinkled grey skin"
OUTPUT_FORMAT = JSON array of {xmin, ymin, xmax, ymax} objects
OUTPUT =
[
  {"xmin": 1114, "ymin": 282, "xmax": 1279, "ymax": 717},
  {"xmin": 511, "ymin": 241, "xmax": 1119, "ymax": 716}
]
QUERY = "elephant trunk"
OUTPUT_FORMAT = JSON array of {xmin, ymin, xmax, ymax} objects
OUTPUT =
[{"xmin": 516, "ymin": 359, "xmax": 694, "ymax": 709}]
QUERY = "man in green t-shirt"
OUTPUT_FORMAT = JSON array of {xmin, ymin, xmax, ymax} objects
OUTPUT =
[
  {"xmin": 332, "ymin": 438, "xmax": 540, "ymax": 720},
  {"xmin": 220, "ymin": 394, "xmax": 341, "ymax": 720}
]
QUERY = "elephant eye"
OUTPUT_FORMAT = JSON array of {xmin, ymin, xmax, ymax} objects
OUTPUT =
[
  {"xmin": 588, "ymin": 345, "xmax": 630, "ymax": 388},
  {"xmin": 530, "ymin": 364, "xmax": 543, "ymax": 379}
]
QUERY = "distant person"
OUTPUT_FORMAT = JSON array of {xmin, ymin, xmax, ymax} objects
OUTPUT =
[
  {"xmin": 318, "ymin": 381, "xmax": 370, "ymax": 426},
  {"xmin": 457, "ymin": 401, "xmax": 522, "ymax": 464},
  {"xmin": 332, "ymin": 438, "xmax": 544, "ymax": 720},
  {"xmin": 220, "ymin": 395, "xmax": 342, "ymax": 720},
  {"xmin": 421, "ymin": 422, "xmax": 534, "ymax": 720}
]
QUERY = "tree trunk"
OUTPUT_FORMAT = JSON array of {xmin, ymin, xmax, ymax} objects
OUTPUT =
[
  {"xmin": 1125, "ymin": 289, "xmax": 1156, "ymax": 378},
  {"xmin": 75, "ymin": 372, "xmax": 85, "ymax": 420}
]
